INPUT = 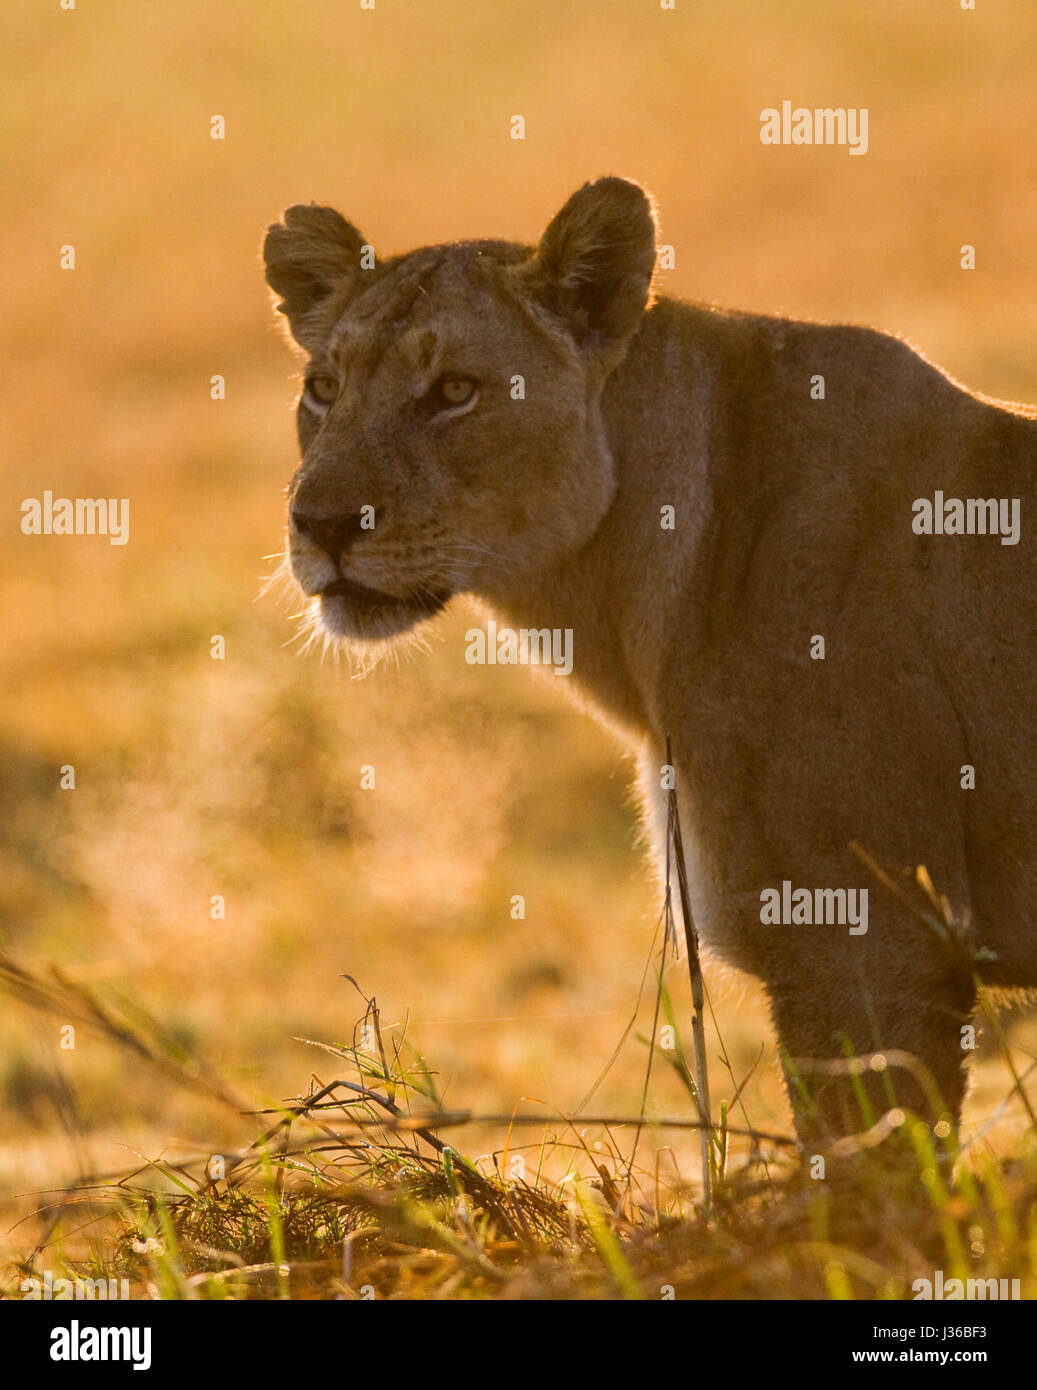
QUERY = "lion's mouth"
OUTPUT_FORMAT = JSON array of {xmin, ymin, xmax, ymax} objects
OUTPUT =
[{"xmin": 316, "ymin": 575, "xmax": 451, "ymax": 638}]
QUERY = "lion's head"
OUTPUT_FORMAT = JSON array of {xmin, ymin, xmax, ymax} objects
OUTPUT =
[{"xmin": 263, "ymin": 177, "xmax": 656, "ymax": 643}]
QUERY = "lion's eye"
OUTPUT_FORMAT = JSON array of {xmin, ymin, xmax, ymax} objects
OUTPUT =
[
  {"xmin": 434, "ymin": 375, "xmax": 478, "ymax": 409},
  {"xmin": 307, "ymin": 374, "xmax": 339, "ymax": 406}
]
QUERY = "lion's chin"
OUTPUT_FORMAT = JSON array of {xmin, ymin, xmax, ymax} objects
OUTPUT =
[{"xmin": 315, "ymin": 578, "xmax": 450, "ymax": 643}]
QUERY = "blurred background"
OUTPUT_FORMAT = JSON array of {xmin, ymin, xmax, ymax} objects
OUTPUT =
[{"xmin": 3, "ymin": 0, "xmax": 1036, "ymax": 1227}]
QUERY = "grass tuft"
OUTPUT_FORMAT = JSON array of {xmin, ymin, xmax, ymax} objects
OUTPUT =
[{"xmin": 2, "ymin": 949, "xmax": 1036, "ymax": 1300}]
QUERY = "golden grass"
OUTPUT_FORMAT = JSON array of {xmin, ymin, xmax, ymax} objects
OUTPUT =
[{"xmin": 1, "ymin": 950, "xmax": 1035, "ymax": 1301}]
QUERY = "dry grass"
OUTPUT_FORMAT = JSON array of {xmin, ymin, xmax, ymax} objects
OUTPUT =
[{"xmin": 1, "ymin": 950, "xmax": 1035, "ymax": 1301}]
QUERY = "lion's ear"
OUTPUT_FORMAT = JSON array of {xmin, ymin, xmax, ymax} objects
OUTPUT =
[
  {"xmin": 263, "ymin": 205, "xmax": 374, "ymax": 349},
  {"xmin": 526, "ymin": 177, "xmax": 657, "ymax": 348}
]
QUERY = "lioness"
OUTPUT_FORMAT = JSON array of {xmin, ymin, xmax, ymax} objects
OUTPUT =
[{"xmin": 263, "ymin": 177, "xmax": 1037, "ymax": 1144}]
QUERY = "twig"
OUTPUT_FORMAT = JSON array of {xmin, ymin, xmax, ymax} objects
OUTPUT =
[{"xmin": 666, "ymin": 736, "xmax": 714, "ymax": 1219}]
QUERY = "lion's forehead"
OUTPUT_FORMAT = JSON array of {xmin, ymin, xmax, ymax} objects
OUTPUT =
[{"xmin": 325, "ymin": 241, "xmax": 529, "ymax": 368}]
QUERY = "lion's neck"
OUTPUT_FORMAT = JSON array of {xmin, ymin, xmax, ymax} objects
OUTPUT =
[{"xmin": 481, "ymin": 298, "xmax": 725, "ymax": 744}]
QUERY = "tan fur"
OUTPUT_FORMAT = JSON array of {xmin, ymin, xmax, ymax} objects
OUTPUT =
[{"xmin": 264, "ymin": 178, "xmax": 1037, "ymax": 1142}]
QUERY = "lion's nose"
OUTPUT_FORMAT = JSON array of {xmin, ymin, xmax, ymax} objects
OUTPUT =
[{"xmin": 291, "ymin": 509, "xmax": 374, "ymax": 567}]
